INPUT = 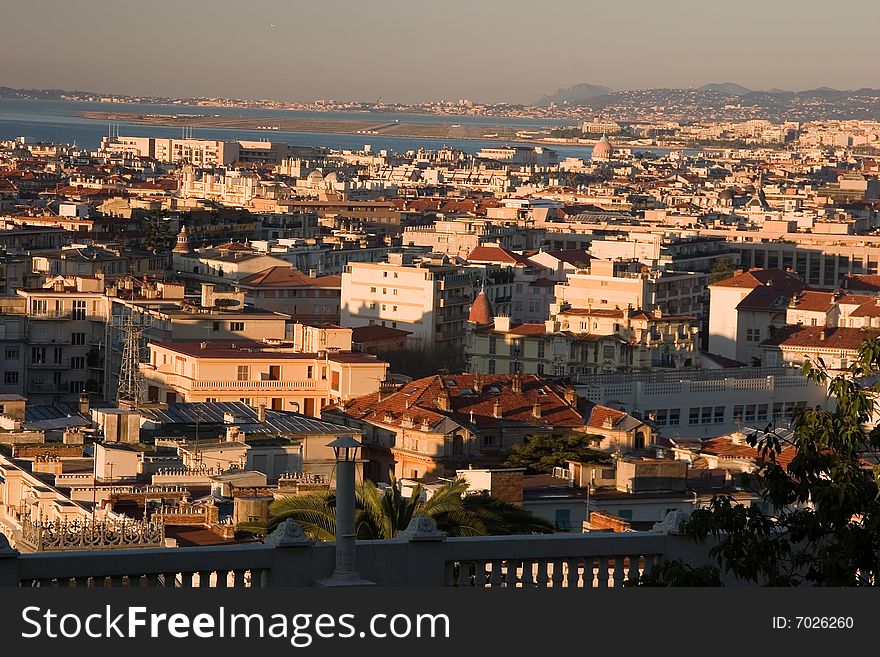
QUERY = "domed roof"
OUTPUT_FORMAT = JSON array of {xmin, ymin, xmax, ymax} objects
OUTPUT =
[
  {"xmin": 468, "ymin": 290, "xmax": 493, "ymax": 326},
  {"xmin": 591, "ymin": 134, "xmax": 613, "ymax": 159}
]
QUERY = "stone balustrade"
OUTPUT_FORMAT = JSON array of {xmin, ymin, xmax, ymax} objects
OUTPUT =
[{"xmin": 0, "ymin": 516, "xmax": 726, "ymax": 588}]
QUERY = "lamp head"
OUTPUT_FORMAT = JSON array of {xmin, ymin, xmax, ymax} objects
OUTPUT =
[{"xmin": 327, "ymin": 435, "xmax": 361, "ymax": 462}]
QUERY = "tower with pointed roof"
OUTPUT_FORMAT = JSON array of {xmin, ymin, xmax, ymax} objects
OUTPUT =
[
  {"xmin": 468, "ymin": 287, "xmax": 494, "ymax": 327},
  {"xmin": 173, "ymin": 225, "xmax": 191, "ymax": 254}
]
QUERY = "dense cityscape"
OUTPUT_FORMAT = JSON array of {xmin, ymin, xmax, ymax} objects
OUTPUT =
[{"xmin": 0, "ymin": 95, "xmax": 878, "ymax": 577}]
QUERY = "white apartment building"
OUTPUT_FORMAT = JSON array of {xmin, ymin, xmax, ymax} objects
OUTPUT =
[
  {"xmin": 552, "ymin": 259, "xmax": 708, "ymax": 319},
  {"xmin": 340, "ymin": 253, "xmax": 474, "ymax": 350},
  {"xmin": 575, "ymin": 368, "xmax": 828, "ymax": 439},
  {"xmin": 707, "ymin": 268, "xmax": 805, "ymax": 363}
]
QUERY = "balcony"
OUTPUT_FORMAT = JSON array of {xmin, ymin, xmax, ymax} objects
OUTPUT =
[
  {"xmin": 0, "ymin": 520, "xmax": 718, "ymax": 588},
  {"xmin": 29, "ymin": 310, "xmax": 105, "ymax": 321},
  {"xmin": 191, "ymin": 380, "xmax": 320, "ymax": 392}
]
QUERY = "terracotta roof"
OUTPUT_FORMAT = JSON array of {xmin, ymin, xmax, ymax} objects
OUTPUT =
[
  {"xmin": 849, "ymin": 299, "xmax": 880, "ymax": 318},
  {"xmin": 467, "ymin": 245, "xmax": 531, "ymax": 266},
  {"xmin": 586, "ymin": 405, "xmax": 627, "ymax": 430},
  {"xmin": 844, "ymin": 274, "xmax": 880, "ymax": 293},
  {"xmin": 350, "ymin": 325, "xmax": 411, "ymax": 342},
  {"xmin": 238, "ymin": 266, "xmax": 341, "ymax": 288},
  {"xmin": 334, "ymin": 373, "xmax": 614, "ymax": 431},
  {"xmin": 543, "ymin": 249, "xmax": 593, "ymax": 266},
  {"xmin": 762, "ymin": 325, "xmax": 880, "ymax": 350},
  {"xmin": 786, "ymin": 290, "xmax": 835, "ymax": 313},
  {"xmin": 711, "ymin": 268, "xmax": 804, "ymax": 290},
  {"xmin": 468, "ymin": 290, "xmax": 493, "ymax": 325},
  {"xmin": 701, "ymin": 436, "xmax": 796, "ymax": 470}
]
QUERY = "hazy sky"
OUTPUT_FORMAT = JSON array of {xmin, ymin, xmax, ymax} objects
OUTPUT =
[{"xmin": 2, "ymin": 0, "xmax": 877, "ymax": 104}]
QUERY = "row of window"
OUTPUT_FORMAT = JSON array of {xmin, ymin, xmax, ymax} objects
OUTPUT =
[
  {"xmin": 2, "ymin": 370, "xmax": 86, "ymax": 393},
  {"xmin": 646, "ymin": 401, "xmax": 809, "ymax": 427}
]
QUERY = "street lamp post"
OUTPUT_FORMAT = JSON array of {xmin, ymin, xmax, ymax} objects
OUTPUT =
[{"xmin": 315, "ymin": 435, "xmax": 374, "ymax": 587}]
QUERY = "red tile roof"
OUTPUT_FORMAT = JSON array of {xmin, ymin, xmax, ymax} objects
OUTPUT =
[
  {"xmin": 467, "ymin": 245, "xmax": 531, "ymax": 266},
  {"xmin": 350, "ymin": 325, "xmax": 411, "ymax": 342},
  {"xmin": 334, "ymin": 373, "xmax": 613, "ymax": 431},
  {"xmin": 711, "ymin": 268, "xmax": 804, "ymax": 290},
  {"xmin": 701, "ymin": 436, "xmax": 797, "ymax": 470},
  {"xmin": 468, "ymin": 290, "xmax": 493, "ymax": 325},
  {"xmin": 762, "ymin": 325, "xmax": 880, "ymax": 350},
  {"xmin": 844, "ymin": 274, "xmax": 880, "ymax": 293},
  {"xmin": 238, "ymin": 266, "xmax": 341, "ymax": 288},
  {"xmin": 849, "ymin": 299, "xmax": 880, "ymax": 318},
  {"xmin": 786, "ymin": 290, "xmax": 835, "ymax": 312}
]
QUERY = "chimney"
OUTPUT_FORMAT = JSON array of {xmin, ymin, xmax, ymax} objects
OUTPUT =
[
  {"xmin": 493, "ymin": 400, "xmax": 502, "ymax": 419},
  {"xmin": 257, "ymin": 403, "xmax": 266, "ymax": 423},
  {"xmin": 437, "ymin": 388, "xmax": 450, "ymax": 411},
  {"xmin": 78, "ymin": 393, "xmax": 90, "ymax": 417},
  {"xmin": 200, "ymin": 341, "xmax": 207, "ymax": 350},
  {"xmin": 819, "ymin": 329, "xmax": 826, "ymax": 341},
  {"xmin": 309, "ymin": 269, "xmax": 317, "ymax": 278},
  {"xmin": 564, "ymin": 385, "xmax": 578, "ymax": 406},
  {"xmin": 511, "ymin": 371, "xmax": 523, "ymax": 393},
  {"xmin": 473, "ymin": 371, "xmax": 483, "ymax": 392},
  {"xmin": 532, "ymin": 400, "xmax": 542, "ymax": 419}
]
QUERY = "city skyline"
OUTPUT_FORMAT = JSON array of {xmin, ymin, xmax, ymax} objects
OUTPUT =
[{"xmin": 2, "ymin": 0, "xmax": 877, "ymax": 104}]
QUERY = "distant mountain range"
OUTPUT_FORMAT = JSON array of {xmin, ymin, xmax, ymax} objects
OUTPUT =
[
  {"xmin": 3, "ymin": 83, "xmax": 880, "ymax": 123},
  {"xmin": 535, "ymin": 82, "xmax": 880, "ymax": 121}
]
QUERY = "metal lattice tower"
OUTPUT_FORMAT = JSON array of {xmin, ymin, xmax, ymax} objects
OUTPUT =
[{"xmin": 117, "ymin": 314, "xmax": 145, "ymax": 406}]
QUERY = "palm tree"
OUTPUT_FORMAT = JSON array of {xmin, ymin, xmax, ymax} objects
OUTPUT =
[{"xmin": 239, "ymin": 476, "xmax": 554, "ymax": 540}]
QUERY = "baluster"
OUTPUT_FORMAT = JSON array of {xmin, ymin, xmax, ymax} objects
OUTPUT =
[
  {"xmin": 551, "ymin": 559, "xmax": 565, "ymax": 588},
  {"xmin": 612, "ymin": 557, "xmax": 626, "ymax": 588},
  {"xmin": 161, "ymin": 572, "xmax": 178, "ymax": 587},
  {"xmin": 625, "ymin": 555, "xmax": 641, "ymax": 583},
  {"xmin": 596, "ymin": 557, "xmax": 610, "ymax": 588},
  {"xmin": 582, "ymin": 558, "xmax": 596, "ymax": 588},
  {"xmin": 179, "ymin": 572, "xmax": 195, "ymax": 588},
  {"xmin": 108, "ymin": 576, "xmax": 125, "ymax": 587},
  {"xmin": 197, "ymin": 571, "xmax": 212, "ymax": 588},
  {"xmin": 145, "ymin": 573, "xmax": 161, "ymax": 587},
  {"xmin": 456, "ymin": 561, "xmax": 471, "ymax": 587},
  {"xmin": 229, "ymin": 570, "xmax": 244, "ymax": 588},
  {"xmin": 488, "ymin": 560, "xmax": 503, "ymax": 587},
  {"xmin": 535, "ymin": 561, "xmax": 549, "ymax": 588},
  {"xmin": 474, "ymin": 561, "xmax": 487, "ymax": 588},
  {"xmin": 520, "ymin": 560, "xmax": 535, "ymax": 588},
  {"xmin": 566, "ymin": 558, "xmax": 580, "ymax": 588}
]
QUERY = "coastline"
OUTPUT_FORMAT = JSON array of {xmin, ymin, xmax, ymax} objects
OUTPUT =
[{"xmin": 75, "ymin": 110, "xmax": 687, "ymax": 151}]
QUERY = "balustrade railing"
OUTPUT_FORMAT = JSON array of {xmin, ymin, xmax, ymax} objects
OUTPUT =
[{"xmin": 0, "ymin": 519, "xmax": 717, "ymax": 589}]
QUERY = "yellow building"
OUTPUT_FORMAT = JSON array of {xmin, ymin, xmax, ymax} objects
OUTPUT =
[{"xmin": 141, "ymin": 339, "xmax": 388, "ymax": 417}]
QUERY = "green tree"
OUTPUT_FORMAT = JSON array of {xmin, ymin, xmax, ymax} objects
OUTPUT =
[
  {"xmin": 143, "ymin": 212, "xmax": 174, "ymax": 253},
  {"xmin": 639, "ymin": 338, "xmax": 880, "ymax": 586},
  {"xmin": 239, "ymin": 476, "xmax": 553, "ymax": 540},
  {"xmin": 503, "ymin": 432, "xmax": 610, "ymax": 474},
  {"xmin": 709, "ymin": 256, "xmax": 736, "ymax": 283}
]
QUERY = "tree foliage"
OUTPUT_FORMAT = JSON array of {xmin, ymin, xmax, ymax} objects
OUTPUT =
[
  {"xmin": 709, "ymin": 256, "xmax": 737, "ymax": 283},
  {"xmin": 142, "ymin": 212, "xmax": 174, "ymax": 254},
  {"xmin": 238, "ymin": 475, "xmax": 554, "ymax": 540},
  {"xmin": 503, "ymin": 432, "xmax": 610, "ymax": 474},
  {"xmin": 651, "ymin": 338, "xmax": 880, "ymax": 586}
]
